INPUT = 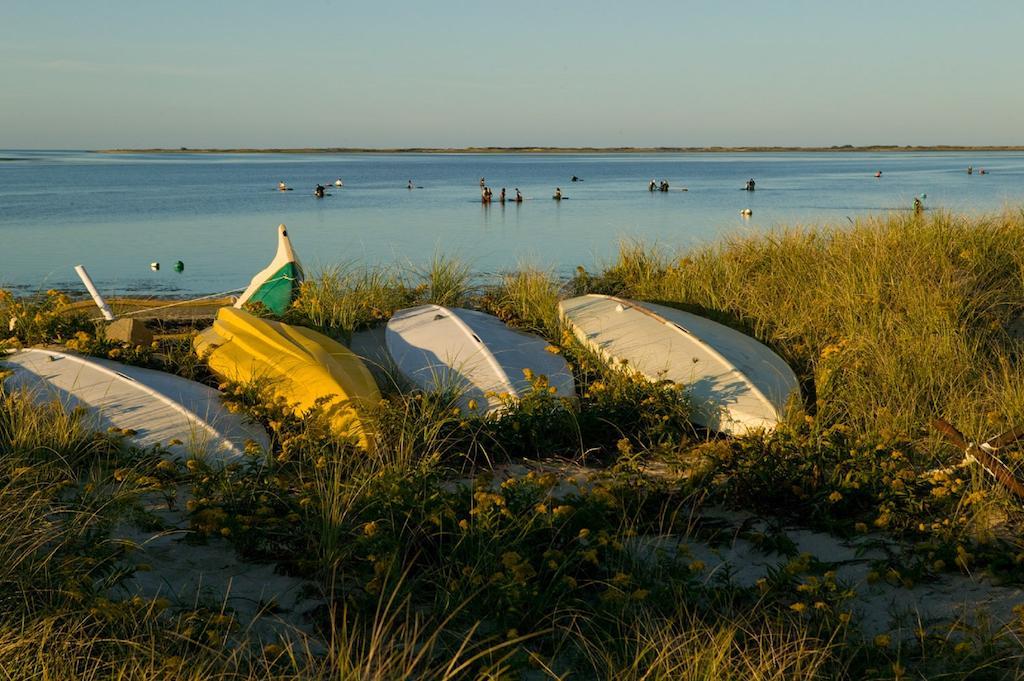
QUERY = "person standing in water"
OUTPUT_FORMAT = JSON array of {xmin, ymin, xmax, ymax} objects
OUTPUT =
[
  {"xmin": 648, "ymin": 179, "xmax": 656, "ymax": 192},
  {"xmin": 499, "ymin": 187, "xmax": 506, "ymax": 203},
  {"xmin": 408, "ymin": 180, "xmax": 414, "ymax": 190},
  {"xmin": 514, "ymin": 188, "xmax": 523, "ymax": 203},
  {"xmin": 278, "ymin": 181, "xmax": 288, "ymax": 191},
  {"xmin": 553, "ymin": 187, "xmax": 562, "ymax": 200},
  {"xmin": 480, "ymin": 177, "xmax": 486, "ymax": 188}
]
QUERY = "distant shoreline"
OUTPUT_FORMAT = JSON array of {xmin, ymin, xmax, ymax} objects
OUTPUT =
[{"xmin": 94, "ymin": 145, "xmax": 1024, "ymax": 155}]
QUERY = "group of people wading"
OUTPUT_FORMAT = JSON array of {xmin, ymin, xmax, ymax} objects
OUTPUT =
[
  {"xmin": 648, "ymin": 179, "xmax": 671, "ymax": 192},
  {"xmin": 480, "ymin": 177, "xmax": 522, "ymax": 204}
]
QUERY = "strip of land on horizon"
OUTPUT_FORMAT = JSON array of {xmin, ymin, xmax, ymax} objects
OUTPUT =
[{"xmin": 95, "ymin": 145, "xmax": 1024, "ymax": 154}]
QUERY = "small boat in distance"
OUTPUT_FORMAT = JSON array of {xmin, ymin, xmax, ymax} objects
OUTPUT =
[
  {"xmin": 234, "ymin": 224, "xmax": 303, "ymax": 315},
  {"xmin": 558, "ymin": 294, "xmax": 798, "ymax": 435}
]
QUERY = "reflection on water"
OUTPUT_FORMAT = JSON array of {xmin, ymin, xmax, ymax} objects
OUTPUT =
[{"xmin": 1, "ymin": 150, "xmax": 1022, "ymax": 295}]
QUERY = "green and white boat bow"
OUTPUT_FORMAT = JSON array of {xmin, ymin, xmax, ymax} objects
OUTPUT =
[{"xmin": 234, "ymin": 224, "xmax": 304, "ymax": 315}]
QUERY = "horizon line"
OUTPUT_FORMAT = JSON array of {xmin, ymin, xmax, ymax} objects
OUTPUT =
[{"xmin": 90, "ymin": 144, "xmax": 1024, "ymax": 155}]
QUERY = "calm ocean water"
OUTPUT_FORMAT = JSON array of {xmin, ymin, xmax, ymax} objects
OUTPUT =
[{"xmin": 1, "ymin": 150, "xmax": 1023, "ymax": 296}]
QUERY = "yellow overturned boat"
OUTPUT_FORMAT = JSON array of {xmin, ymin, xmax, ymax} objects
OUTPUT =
[{"xmin": 194, "ymin": 307, "xmax": 380, "ymax": 447}]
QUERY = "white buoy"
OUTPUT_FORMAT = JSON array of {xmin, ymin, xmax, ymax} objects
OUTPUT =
[{"xmin": 74, "ymin": 265, "xmax": 115, "ymax": 321}]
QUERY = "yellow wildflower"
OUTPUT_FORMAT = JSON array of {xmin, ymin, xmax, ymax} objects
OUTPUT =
[{"xmin": 552, "ymin": 504, "xmax": 574, "ymax": 519}]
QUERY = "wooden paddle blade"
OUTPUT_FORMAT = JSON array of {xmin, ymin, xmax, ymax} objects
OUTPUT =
[
  {"xmin": 987, "ymin": 425, "xmax": 1024, "ymax": 450},
  {"xmin": 970, "ymin": 445, "xmax": 1024, "ymax": 500},
  {"xmin": 931, "ymin": 418, "xmax": 969, "ymax": 450}
]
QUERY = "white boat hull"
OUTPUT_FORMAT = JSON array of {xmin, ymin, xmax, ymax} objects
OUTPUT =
[
  {"xmin": 3, "ymin": 349, "xmax": 269, "ymax": 462},
  {"xmin": 385, "ymin": 305, "xmax": 575, "ymax": 413},
  {"xmin": 558, "ymin": 294, "xmax": 798, "ymax": 435}
]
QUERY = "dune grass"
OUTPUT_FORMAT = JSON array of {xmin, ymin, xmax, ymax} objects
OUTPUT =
[
  {"xmin": 289, "ymin": 262, "xmax": 415, "ymax": 342},
  {"xmin": 577, "ymin": 209, "xmax": 1024, "ymax": 442},
  {"xmin": 6, "ymin": 209, "xmax": 1024, "ymax": 677}
]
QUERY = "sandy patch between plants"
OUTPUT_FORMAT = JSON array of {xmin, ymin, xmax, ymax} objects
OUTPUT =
[{"xmin": 113, "ymin": 493, "xmax": 325, "ymax": 649}]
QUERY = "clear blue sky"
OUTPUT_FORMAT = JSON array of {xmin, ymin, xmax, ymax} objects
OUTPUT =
[{"xmin": 2, "ymin": 1, "xmax": 1022, "ymax": 148}]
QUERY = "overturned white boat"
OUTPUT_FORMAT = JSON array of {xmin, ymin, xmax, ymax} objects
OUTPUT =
[
  {"xmin": 558, "ymin": 294, "xmax": 798, "ymax": 435},
  {"xmin": 385, "ymin": 305, "xmax": 575, "ymax": 413},
  {"xmin": 2, "ymin": 349, "xmax": 269, "ymax": 463}
]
